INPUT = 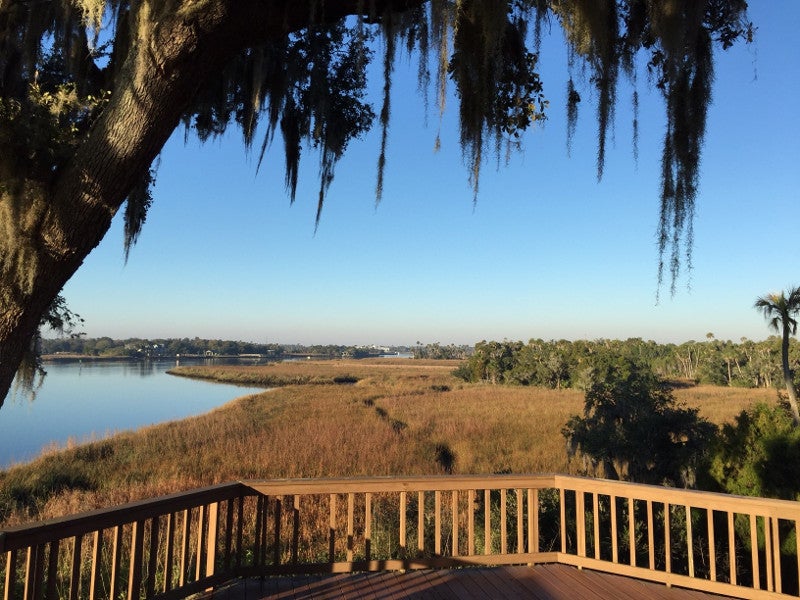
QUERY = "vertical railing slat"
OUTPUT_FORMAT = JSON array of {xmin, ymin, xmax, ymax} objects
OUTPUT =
[
  {"xmin": 559, "ymin": 488, "xmax": 566, "ymax": 555},
  {"xmin": 195, "ymin": 506, "xmax": 206, "ymax": 582},
  {"xmin": 223, "ymin": 500, "xmax": 233, "ymax": 572},
  {"xmin": 765, "ymin": 516, "xmax": 774, "ymax": 592},
  {"xmin": 273, "ymin": 497, "xmax": 282, "ymax": 567},
  {"xmin": 771, "ymin": 517, "xmax": 781, "ymax": 593},
  {"xmin": 664, "ymin": 503, "xmax": 671, "ymax": 576},
  {"xmin": 727, "ymin": 511, "xmax": 736, "ymax": 586},
  {"xmin": 109, "ymin": 526, "xmax": 122, "ymax": 600},
  {"xmin": 592, "ymin": 493, "xmax": 600, "ymax": 560},
  {"xmin": 127, "ymin": 521, "xmax": 144, "ymax": 600},
  {"xmin": 328, "ymin": 494, "xmax": 337, "ymax": 563},
  {"xmin": 434, "ymin": 490, "xmax": 441, "ymax": 556},
  {"xmin": 417, "ymin": 491, "xmax": 424, "ymax": 556},
  {"xmin": 685, "ymin": 505, "xmax": 694, "ymax": 579},
  {"xmin": 69, "ymin": 535, "xmax": 82, "ymax": 600},
  {"xmin": 291, "ymin": 496, "xmax": 300, "ymax": 566},
  {"xmin": 516, "ymin": 489, "xmax": 524, "ymax": 555},
  {"xmin": 179, "ymin": 509, "xmax": 191, "ymax": 587},
  {"xmin": 235, "ymin": 495, "xmax": 244, "ymax": 570},
  {"xmin": 206, "ymin": 503, "xmax": 219, "ymax": 578},
  {"xmin": 500, "ymin": 490, "xmax": 507, "ymax": 555},
  {"xmin": 468, "ymin": 490, "xmax": 475, "ymax": 556},
  {"xmin": 707, "ymin": 508, "xmax": 716, "ymax": 583},
  {"xmin": 646, "ymin": 501, "xmax": 654, "ymax": 570},
  {"xmin": 628, "ymin": 498, "xmax": 636, "ymax": 567},
  {"xmin": 346, "ymin": 493, "xmax": 354, "ymax": 563},
  {"xmin": 398, "ymin": 491, "xmax": 406, "ymax": 559},
  {"xmin": 529, "ymin": 489, "xmax": 538, "ymax": 556},
  {"xmin": 5, "ymin": 549, "xmax": 18, "ymax": 600},
  {"xmin": 23, "ymin": 544, "xmax": 41, "ymax": 600},
  {"xmin": 484, "ymin": 490, "xmax": 491, "ymax": 555},
  {"xmin": 610, "ymin": 495, "xmax": 618, "ymax": 564},
  {"xmin": 44, "ymin": 540, "xmax": 59, "ymax": 600},
  {"xmin": 163, "ymin": 513, "xmax": 175, "ymax": 593},
  {"xmin": 750, "ymin": 513, "xmax": 760, "ymax": 590},
  {"xmin": 576, "ymin": 490, "xmax": 585, "ymax": 558},
  {"xmin": 365, "ymin": 492, "xmax": 372, "ymax": 562},
  {"xmin": 146, "ymin": 518, "xmax": 159, "ymax": 599},
  {"xmin": 452, "ymin": 491, "xmax": 459, "ymax": 557}
]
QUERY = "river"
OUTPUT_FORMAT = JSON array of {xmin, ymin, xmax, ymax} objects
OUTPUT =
[{"xmin": 0, "ymin": 360, "xmax": 265, "ymax": 469}]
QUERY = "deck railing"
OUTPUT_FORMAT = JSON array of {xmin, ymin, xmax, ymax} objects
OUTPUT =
[{"xmin": 2, "ymin": 474, "xmax": 799, "ymax": 600}]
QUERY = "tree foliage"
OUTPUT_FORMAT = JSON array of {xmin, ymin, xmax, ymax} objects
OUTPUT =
[
  {"xmin": 0, "ymin": 0, "xmax": 753, "ymax": 403},
  {"xmin": 708, "ymin": 402, "xmax": 800, "ymax": 500},
  {"xmin": 754, "ymin": 286, "xmax": 800, "ymax": 425},
  {"xmin": 563, "ymin": 354, "xmax": 716, "ymax": 487}
]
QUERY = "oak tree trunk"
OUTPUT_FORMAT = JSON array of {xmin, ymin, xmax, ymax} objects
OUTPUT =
[{"xmin": 0, "ymin": 0, "xmax": 424, "ymax": 404}]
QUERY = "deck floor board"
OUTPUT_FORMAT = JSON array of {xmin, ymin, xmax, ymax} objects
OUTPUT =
[{"xmin": 201, "ymin": 564, "xmax": 734, "ymax": 599}]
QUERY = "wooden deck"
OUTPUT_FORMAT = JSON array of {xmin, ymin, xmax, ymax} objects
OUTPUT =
[{"xmin": 202, "ymin": 565, "xmax": 732, "ymax": 599}]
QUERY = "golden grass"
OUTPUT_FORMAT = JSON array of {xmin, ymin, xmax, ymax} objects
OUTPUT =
[{"xmin": 0, "ymin": 360, "xmax": 781, "ymax": 527}]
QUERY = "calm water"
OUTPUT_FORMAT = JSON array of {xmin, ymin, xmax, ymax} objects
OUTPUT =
[{"xmin": 0, "ymin": 360, "xmax": 265, "ymax": 468}]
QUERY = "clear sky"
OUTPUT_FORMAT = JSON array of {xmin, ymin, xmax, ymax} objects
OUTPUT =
[{"xmin": 59, "ymin": 3, "xmax": 800, "ymax": 347}]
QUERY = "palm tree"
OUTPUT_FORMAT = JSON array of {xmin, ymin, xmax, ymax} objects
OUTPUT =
[{"xmin": 754, "ymin": 287, "xmax": 800, "ymax": 425}]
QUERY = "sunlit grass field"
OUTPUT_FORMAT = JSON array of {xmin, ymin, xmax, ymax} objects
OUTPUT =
[{"xmin": 0, "ymin": 359, "xmax": 778, "ymax": 526}]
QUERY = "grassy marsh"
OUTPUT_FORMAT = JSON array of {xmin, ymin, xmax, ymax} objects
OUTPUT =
[{"xmin": 0, "ymin": 360, "xmax": 779, "ymax": 526}]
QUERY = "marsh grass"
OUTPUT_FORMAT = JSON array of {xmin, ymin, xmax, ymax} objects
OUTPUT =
[{"xmin": 0, "ymin": 361, "xmax": 779, "ymax": 527}]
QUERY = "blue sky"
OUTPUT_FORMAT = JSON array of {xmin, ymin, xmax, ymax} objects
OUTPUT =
[{"xmin": 60, "ymin": 3, "xmax": 800, "ymax": 347}]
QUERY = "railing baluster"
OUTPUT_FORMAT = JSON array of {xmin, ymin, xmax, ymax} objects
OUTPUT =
[
  {"xmin": 750, "ymin": 513, "xmax": 760, "ymax": 590},
  {"xmin": 44, "ymin": 540, "xmax": 58, "ymax": 600},
  {"xmin": 528, "ymin": 488, "xmax": 538, "ymax": 556},
  {"xmin": 484, "ymin": 489, "xmax": 491, "ymax": 555},
  {"xmin": 398, "ymin": 491, "xmax": 406, "ymax": 559},
  {"xmin": 559, "ymin": 488, "xmax": 566, "ymax": 554},
  {"xmin": 500, "ymin": 489, "xmax": 507, "ymax": 555},
  {"xmin": 452, "ymin": 491, "xmax": 459, "ymax": 557},
  {"xmin": 764, "ymin": 516, "xmax": 774, "ymax": 592},
  {"xmin": 88, "ymin": 532, "xmax": 102, "ymax": 600},
  {"xmin": 69, "ymin": 535, "xmax": 81, "ymax": 600},
  {"xmin": 206, "ymin": 502, "xmax": 218, "ymax": 579},
  {"xmin": 628, "ymin": 497, "xmax": 635, "ymax": 567},
  {"xmin": 273, "ymin": 497, "xmax": 281, "ymax": 567},
  {"xmin": 727, "ymin": 511, "xmax": 736, "ymax": 586},
  {"xmin": 592, "ymin": 493, "xmax": 600, "ymax": 560},
  {"xmin": 707, "ymin": 508, "xmax": 716, "ymax": 582},
  {"xmin": 328, "ymin": 494, "xmax": 337, "ymax": 563},
  {"xmin": 575, "ymin": 490, "xmax": 585, "ymax": 558},
  {"xmin": 23, "ymin": 543, "xmax": 40, "ymax": 600},
  {"xmin": 434, "ymin": 490, "xmax": 441, "ymax": 555},
  {"xmin": 5, "ymin": 549, "xmax": 17, "ymax": 600},
  {"xmin": 468, "ymin": 490, "xmax": 475, "ymax": 556},
  {"xmin": 127, "ymin": 521, "xmax": 144, "ymax": 600},
  {"xmin": 770, "ymin": 517, "xmax": 780, "ymax": 593},
  {"xmin": 223, "ymin": 500, "xmax": 233, "ymax": 572},
  {"xmin": 179, "ymin": 509, "xmax": 191, "ymax": 587},
  {"xmin": 685, "ymin": 505, "xmax": 694, "ymax": 578},
  {"xmin": 196, "ymin": 506, "xmax": 207, "ymax": 582},
  {"xmin": 516, "ymin": 489, "xmax": 524, "ymax": 555},
  {"xmin": 365, "ymin": 492, "xmax": 372, "ymax": 562},
  {"xmin": 235, "ymin": 495, "xmax": 244, "ymax": 570},
  {"xmin": 291, "ymin": 496, "xmax": 300, "ymax": 565},
  {"xmin": 610, "ymin": 495, "xmax": 618, "ymax": 564},
  {"xmin": 109, "ymin": 526, "xmax": 122, "ymax": 600},
  {"xmin": 346, "ymin": 493, "xmax": 354, "ymax": 563},
  {"xmin": 146, "ymin": 517, "xmax": 159, "ymax": 598},
  {"xmin": 664, "ymin": 502, "xmax": 671, "ymax": 576},
  {"xmin": 646, "ymin": 501, "xmax": 654, "ymax": 570},
  {"xmin": 417, "ymin": 491, "xmax": 424, "ymax": 556},
  {"xmin": 163, "ymin": 513, "xmax": 175, "ymax": 593}
]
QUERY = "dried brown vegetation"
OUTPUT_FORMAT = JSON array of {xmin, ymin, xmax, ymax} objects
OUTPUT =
[{"xmin": 0, "ymin": 360, "xmax": 778, "ymax": 527}]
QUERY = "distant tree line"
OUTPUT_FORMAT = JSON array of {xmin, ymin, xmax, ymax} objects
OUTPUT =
[
  {"xmin": 40, "ymin": 337, "xmax": 411, "ymax": 360},
  {"xmin": 412, "ymin": 342, "xmax": 472, "ymax": 360},
  {"xmin": 454, "ymin": 336, "xmax": 797, "ymax": 390}
]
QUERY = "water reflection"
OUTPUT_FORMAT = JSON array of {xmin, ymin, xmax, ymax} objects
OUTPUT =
[{"xmin": 0, "ymin": 360, "xmax": 265, "ymax": 468}]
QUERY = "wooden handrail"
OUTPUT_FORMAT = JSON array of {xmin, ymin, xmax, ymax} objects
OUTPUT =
[{"xmin": 3, "ymin": 474, "xmax": 799, "ymax": 600}]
